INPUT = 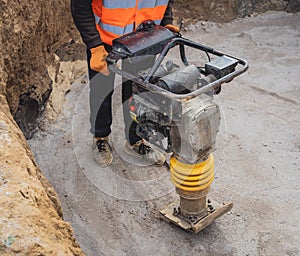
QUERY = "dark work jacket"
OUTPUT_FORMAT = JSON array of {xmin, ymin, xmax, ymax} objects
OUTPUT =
[{"xmin": 71, "ymin": 0, "xmax": 174, "ymax": 49}]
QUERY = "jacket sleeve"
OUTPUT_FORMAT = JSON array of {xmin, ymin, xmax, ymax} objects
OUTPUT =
[
  {"xmin": 71, "ymin": 0, "xmax": 102, "ymax": 49},
  {"xmin": 160, "ymin": 0, "xmax": 174, "ymax": 26}
]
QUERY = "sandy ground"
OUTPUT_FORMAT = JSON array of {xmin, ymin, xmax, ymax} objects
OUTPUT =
[{"xmin": 28, "ymin": 11, "xmax": 300, "ymax": 256}]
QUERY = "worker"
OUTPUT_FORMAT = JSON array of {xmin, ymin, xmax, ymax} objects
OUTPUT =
[{"xmin": 71, "ymin": 0, "xmax": 179, "ymax": 167}]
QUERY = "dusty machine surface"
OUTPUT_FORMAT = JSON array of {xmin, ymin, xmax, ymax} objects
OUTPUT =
[{"xmin": 107, "ymin": 20, "xmax": 248, "ymax": 233}]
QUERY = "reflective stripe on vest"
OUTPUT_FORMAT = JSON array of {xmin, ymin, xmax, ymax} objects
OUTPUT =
[
  {"xmin": 102, "ymin": 0, "xmax": 169, "ymax": 9},
  {"xmin": 102, "ymin": 0, "xmax": 136, "ymax": 9},
  {"xmin": 96, "ymin": 18, "xmax": 135, "ymax": 36},
  {"xmin": 137, "ymin": 0, "xmax": 169, "ymax": 9},
  {"xmin": 94, "ymin": 14, "xmax": 100, "ymax": 25}
]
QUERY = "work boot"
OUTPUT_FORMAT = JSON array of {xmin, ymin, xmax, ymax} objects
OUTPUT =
[
  {"xmin": 92, "ymin": 137, "xmax": 113, "ymax": 167},
  {"xmin": 124, "ymin": 139, "xmax": 166, "ymax": 166}
]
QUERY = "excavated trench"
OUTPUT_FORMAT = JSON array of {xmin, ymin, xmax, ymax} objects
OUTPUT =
[{"xmin": 1, "ymin": 0, "xmax": 299, "ymax": 255}]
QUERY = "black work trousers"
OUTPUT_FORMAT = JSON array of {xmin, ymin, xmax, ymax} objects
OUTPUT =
[{"xmin": 87, "ymin": 45, "xmax": 154, "ymax": 145}]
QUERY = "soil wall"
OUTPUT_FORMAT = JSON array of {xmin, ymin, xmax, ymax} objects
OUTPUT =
[
  {"xmin": 1, "ymin": 0, "xmax": 84, "ymax": 139},
  {"xmin": 0, "ymin": 0, "xmax": 85, "ymax": 254}
]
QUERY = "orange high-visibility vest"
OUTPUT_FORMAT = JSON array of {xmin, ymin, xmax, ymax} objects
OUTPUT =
[{"xmin": 92, "ymin": 0, "xmax": 169, "ymax": 45}]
